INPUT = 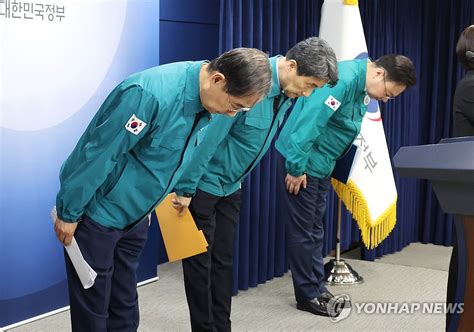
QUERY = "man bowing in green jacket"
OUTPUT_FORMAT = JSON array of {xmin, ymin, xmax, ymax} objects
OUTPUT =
[
  {"xmin": 172, "ymin": 37, "xmax": 338, "ymax": 332},
  {"xmin": 276, "ymin": 54, "xmax": 416, "ymax": 317},
  {"xmin": 54, "ymin": 48, "xmax": 272, "ymax": 332}
]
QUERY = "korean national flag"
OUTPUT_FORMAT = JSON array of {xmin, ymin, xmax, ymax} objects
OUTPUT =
[
  {"xmin": 125, "ymin": 114, "xmax": 146, "ymax": 135},
  {"xmin": 320, "ymin": 0, "xmax": 398, "ymax": 249}
]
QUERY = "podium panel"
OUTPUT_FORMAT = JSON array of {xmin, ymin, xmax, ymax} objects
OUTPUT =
[{"xmin": 394, "ymin": 137, "xmax": 474, "ymax": 332}]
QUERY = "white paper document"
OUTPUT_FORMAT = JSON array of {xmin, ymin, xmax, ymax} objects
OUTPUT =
[{"xmin": 51, "ymin": 207, "xmax": 97, "ymax": 289}]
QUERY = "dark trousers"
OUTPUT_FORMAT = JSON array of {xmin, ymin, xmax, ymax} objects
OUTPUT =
[
  {"xmin": 182, "ymin": 189, "xmax": 242, "ymax": 332},
  {"xmin": 64, "ymin": 215, "xmax": 149, "ymax": 332},
  {"xmin": 283, "ymin": 175, "xmax": 331, "ymax": 302}
]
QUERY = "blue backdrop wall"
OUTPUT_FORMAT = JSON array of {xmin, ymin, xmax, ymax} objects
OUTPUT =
[
  {"xmin": 0, "ymin": 0, "xmax": 160, "ymax": 327},
  {"xmin": 160, "ymin": 0, "xmax": 220, "ymax": 64}
]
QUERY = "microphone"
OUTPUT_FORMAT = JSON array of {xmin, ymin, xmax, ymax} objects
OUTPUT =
[{"xmin": 466, "ymin": 51, "xmax": 474, "ymax": 61}]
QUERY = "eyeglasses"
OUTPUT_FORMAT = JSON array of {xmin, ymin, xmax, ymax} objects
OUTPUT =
[
  {"xmin": 227, "ymin": 93, "xmax": 251, "ymax": 113},
  {"xmin": 383, "ymin": 71, "xmax": 395, "ymax": 100}
]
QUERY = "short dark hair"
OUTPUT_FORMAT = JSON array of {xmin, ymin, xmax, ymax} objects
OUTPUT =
[
  {"xmin": 286, "ymin": 37, "xmax": 339, "ymax": 86},
  {"xmin": 207, "ymin": 48, "xmax": 272, "ymax": 97},
  {"xmin": 374, "ymin": 54, "xmax": 416, "ymax": 88},
  {"xmin": 456, "ymin": 25, "xmax": 474, "ymax": 70}
]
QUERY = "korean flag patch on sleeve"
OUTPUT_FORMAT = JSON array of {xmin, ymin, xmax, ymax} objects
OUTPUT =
[
  {"xmin": 125, "ymin": 114, "xmax": 146, "ymax": 135},
  {"xmin": 324, "ymin": 95, "xmax": 341, "ymax": 112}
]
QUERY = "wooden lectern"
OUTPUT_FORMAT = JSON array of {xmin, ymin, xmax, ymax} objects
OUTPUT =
[{"xmin": 394, "ymin": 137, "xmax": 474, "ymax": 331}]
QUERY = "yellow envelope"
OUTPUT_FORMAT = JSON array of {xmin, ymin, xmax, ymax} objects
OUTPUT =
[{"xmin": 155, "ymin": 193, "xmax": 208, "ymax": 262}]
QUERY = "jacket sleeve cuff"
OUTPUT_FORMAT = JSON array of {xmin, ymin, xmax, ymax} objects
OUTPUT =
[
  {"xmin": 288, "ymin": 169, "xmax": 304, "ymax": 177},
  {"xmin": 285, "ymin": 161, "xmax": 304, "ymax": 177},
  {"xmin": 57, "ymin": 213, "xmax": 82, "ymax": 223}
]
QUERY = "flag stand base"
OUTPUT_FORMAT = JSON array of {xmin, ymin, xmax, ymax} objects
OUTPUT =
[
  {"xmin": 324, "ymin": 258, "xmax": 364, "ymax": 286},
  {"xmin": 324, "ymin": 198, "xmax": 364, "ymax": 286}
]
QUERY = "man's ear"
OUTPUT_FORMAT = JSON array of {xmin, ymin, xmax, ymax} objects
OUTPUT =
[
  {"xmin": 374, "ymin": 67, "xmax": 385, "ymax": 79},
  {"xmin": 211, "ymin": 72, "xmax": 226, "ymax": 85},
  {"xmin": 287, "ymin": 59, "xmax": 297, "ymax": 72}
]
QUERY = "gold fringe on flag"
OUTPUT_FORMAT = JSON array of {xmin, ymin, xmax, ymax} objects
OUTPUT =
[
  {"xmin": 343, "ymin": 0, "xmax": 359, "ymax": 6},
  {"xmin": 331, "ymin": 178, "xmax": 397, "ymax": 249}
]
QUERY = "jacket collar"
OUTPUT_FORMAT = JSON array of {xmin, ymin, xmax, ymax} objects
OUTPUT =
[
  {"xmin": 184, "ymin": 61, "xmax": 206, "ymax": 116},
  {"xmin": 356, "ymin": 58, "xmax": 368, "ymax": 95},
  {"xmin": 268, "ymin": 56, "xmax": 283, "ymax": 98}
]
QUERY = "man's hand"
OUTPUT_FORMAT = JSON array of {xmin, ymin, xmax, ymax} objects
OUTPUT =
[
  {"xmin": 54, "ymin": 218, "xmax": 78, "ymax": 246},
  {"xmin": 285, "ymin": 173, "xmax": 307, "ymax": 195},
  {"xmin": 171, "ymin": 194, "xmax": 192, "ymax": 216}
]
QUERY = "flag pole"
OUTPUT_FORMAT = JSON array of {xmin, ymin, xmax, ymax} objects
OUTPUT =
[
  {"xmin": 324, "ymin": 198, "xmax": 364, "ymax": 286},
  {"xmin": 336, "ymin": 197, "xmax": 342, "ymax": 261}
]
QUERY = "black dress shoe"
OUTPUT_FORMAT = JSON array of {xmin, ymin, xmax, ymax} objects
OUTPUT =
[{"xmin": 296, "ymin": 298, "xmax": 330, "ymax": 317}]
